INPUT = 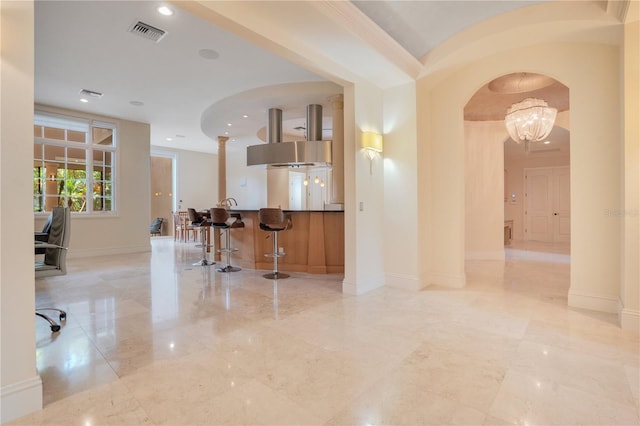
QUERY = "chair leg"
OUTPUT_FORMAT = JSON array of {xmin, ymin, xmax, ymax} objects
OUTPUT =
[
  {"xmin": 263, "ymin": 231, "xmax": 288, "ymax": 279},
  {"xmin": 36, "ymin": 307, "xmax": 66, "ymax": 332},
  {"xmin": 193, "ymin": 227, "xmax": 214, "ymax": 266},
  {"xmin": 216, "ymin": 229, "xmax": 240, "ymax": 273}
]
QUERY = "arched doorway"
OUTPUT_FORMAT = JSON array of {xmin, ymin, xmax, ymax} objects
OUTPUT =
[{"xmin": 462, "ymin": 71, "xmax": 571, "ymax": 263}]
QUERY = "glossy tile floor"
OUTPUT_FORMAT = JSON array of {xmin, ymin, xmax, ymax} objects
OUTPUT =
[{"xmin": 13, "ymin": 239, "xmax": 640, "ymax": 425}]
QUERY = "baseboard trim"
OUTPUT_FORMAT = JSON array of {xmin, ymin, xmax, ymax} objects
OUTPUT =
[
  {"xmin": 465, "ymin": 251, "xmax": 505, "ymax": 261},
  {"xmin": 568, "ymin": 290, "xmax": 618, "ymax": 313},
  {"xmin": 505, "ymin": 248, "xmax": 570, "ymax": 264},
  {"xmin": 1, "ymin": 375, "xmax": 42, "ymax": 423},
  {"xmin": 618, "ymin": 299, "xmax": 640, "ymax": 334},
  {"xmin": 67, "ymin": 244, "xmax": 151, "ymax": 259},
  {"xmin": 425, "ymin": 271, "xmax": 466, "ymax": 288},
  {"xmin": 342, "ymin": 276, "xmax": 384, "ymax": 295},
  {"xmin": 385, "ymin": 272, "xmax": 424, "ymax": 291}
]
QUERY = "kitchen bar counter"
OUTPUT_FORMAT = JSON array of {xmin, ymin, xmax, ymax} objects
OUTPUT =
[{"xmin": 225, "ymin": 210, "xmax": 344, "ymax": 274}]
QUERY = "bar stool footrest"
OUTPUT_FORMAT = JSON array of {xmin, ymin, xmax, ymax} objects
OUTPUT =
[{"xmin": 263, "ymin": 272, "xmax": 289, "ymax": 279}]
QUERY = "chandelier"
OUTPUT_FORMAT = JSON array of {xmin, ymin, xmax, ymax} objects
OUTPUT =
[{"xmin": 505, "ymin": 98, "xmax": 557, "ymax": 154}]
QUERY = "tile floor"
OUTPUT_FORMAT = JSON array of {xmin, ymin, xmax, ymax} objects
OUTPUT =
[{"xmin": 12, "ymin": 239, "xmax": 640, "ymax": 425}]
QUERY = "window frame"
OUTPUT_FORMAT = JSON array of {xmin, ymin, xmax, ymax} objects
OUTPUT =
[{"xmin": 33, "ymin": 111, "xmax": 118, "ymax": 216}]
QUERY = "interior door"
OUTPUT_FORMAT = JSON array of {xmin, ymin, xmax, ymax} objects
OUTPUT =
[
  {"xmin": 552, "ymin": 166, "xmax": 571, "ymax": 242},
  {"xmin": 525, "ymin": 168, "xmax": 553, "ymax": 242},
  {"xmin": 525, "ymin": 166, "xmax": 570, "ymax": 242}
]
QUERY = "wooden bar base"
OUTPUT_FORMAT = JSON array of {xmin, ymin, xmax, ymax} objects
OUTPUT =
[{"xmin": 228, "ymin": 210, "xmax": 344, "ymax": 274}]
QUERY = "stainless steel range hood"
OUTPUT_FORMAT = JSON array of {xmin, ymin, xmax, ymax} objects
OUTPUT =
[{"xmin": 247, "ymin": 105, "xmax": 332, "ymax": 167}]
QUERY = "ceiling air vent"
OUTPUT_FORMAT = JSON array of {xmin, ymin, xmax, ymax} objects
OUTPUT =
[
  {"xmin": 128, "ymin": 21, "xmax": 167, "ymax": 43},
  {"xmin": 79, "ymin": 89, "xmax": 103, "ymax": 98}
]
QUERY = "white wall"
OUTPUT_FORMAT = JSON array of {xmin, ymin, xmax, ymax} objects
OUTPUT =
[
  {"xmin": 1, "ymin": 2, "xmax": 43, "ymax": 422},
  {"xmin": 464, "ymin": 121, "xmax": 505, "ymax": 260},
  {"xmin": 225, "ymin": 144, "xmax": 266, "ymax": 210},
  {"xmin": 33, "ymin": 105, "xmax": 151, "ymax": 258},
  {"xmin": 174, "ymin": 149, "xmax": 218, "ymax": 211},
  {"xmin": 383, "ymin": 82, "xmax": 420, "ymax": 289},
  {"xmin": 342, "ymin": 81, "xmax": 386, "ymax": 295}
]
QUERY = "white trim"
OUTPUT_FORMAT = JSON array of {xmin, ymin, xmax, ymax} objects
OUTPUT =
[
  {"xmin": 618, "ymin": 299, "xmax": 640, "ymax": 334},
  {"xmin": 66, "ymin": 245, "xmax": 151, "ymax": 259},
  {"xmin": 0, "ymin": 375, "xmax": 42, "ymax": 423},
  {"xmin": 385, "ymin": 272, "xmax": 424, "ymax": 291},
  {"xmin": 425, "ymin": 271, "xmax": 466, "ymax": 288},
  {"xmin": 465, "ymin": 250, "xmax": 506, "ymax": 261},
  {"xmin": 568, "ymin": 290, "xmax": 618, "ymax": 313},
  {"xmin": 342, "ymin": 276, "xmax": 384, "ymax": 295}
]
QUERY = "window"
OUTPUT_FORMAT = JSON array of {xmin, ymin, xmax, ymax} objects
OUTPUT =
[{"xmin": 33, "ymin": 112, "xmax": 116, "ymax": 214}]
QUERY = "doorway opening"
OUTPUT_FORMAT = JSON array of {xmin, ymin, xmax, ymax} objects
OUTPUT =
[
  {"xmin": 150, "ymin": 151, "xmax": 176, "ymax": 237},
  {"xmin": 463, "ymin": 72, "xmax": 570, "ymax": 262}
]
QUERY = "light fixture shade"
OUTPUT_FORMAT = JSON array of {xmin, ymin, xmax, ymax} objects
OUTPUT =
[
  {"xmin": 505, "ymin": 98, "xmax": 557, "ymax": 144},
  {"xmin": 361, "ymin": 132, "xmax": 383, "ymax": 153}
]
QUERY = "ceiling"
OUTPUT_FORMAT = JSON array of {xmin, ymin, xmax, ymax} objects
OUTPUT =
[{"xmin": 35, "ymin": 0, "xmax": 565, "ymax": 156}]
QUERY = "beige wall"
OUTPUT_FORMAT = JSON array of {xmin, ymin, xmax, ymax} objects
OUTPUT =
[
  {"xmin": 343, "ymin": 80, "xmax": 386, "ymax": 295},
  {"xmin": 1, "ymin": 2, "xmax": 42, "ymax": 422},
  {"xmin": 34, "ymin": 105, "xmax": 151, "ymax": 258},
  {"xmin": 418, "ymin": 41, "xmax": 624, "ymax": 315},
  {"xmin": 383, "ymin": 82, "xmax": 420, "ymax": 289},
  {"xmin": 464, "ymin": 121, "xmax": 505, "ymax": 259},
  {"xmin": 621, "ymin": 10, "xmax": 639, "ymax": 331}
]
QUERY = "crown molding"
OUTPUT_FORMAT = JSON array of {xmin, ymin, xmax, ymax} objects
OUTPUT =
[{"xmin": 310, "ymin": 1, "xmax": 423, "ymax": 81}]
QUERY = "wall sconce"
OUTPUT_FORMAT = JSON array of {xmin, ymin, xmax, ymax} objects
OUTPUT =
[{"xmin": 361, "ymin": 131, "xmax": 383, "ymax": 174}]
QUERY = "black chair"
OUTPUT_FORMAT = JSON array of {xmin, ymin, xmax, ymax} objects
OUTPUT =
[
  {"xmin": 259, "ymin": 208, "xmax": 291, "ymax": 279},
  {"xmin": 34, "ymin": 207, "xmax": 70, "ymax": 332},
  {"xmin": 34, "ymin": 212, "xmax": 54, "ymax": 255},
  {"xmin": 150, "ymin": 217, "xmax": 163, "ymax": 236},
  {"xmin": 210, "ymin": 207, "xmax": 243, "ymax": 272},
  {"xmin": 188, "ymin": 208, "xmax": 213, "ymax": 266}
]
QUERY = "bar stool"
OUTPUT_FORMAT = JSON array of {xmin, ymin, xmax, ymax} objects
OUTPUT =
[
  {"xmin": 188, "ymin": 208, "xmax": 213, "ymax": 266},
  {"xmin": 210, "ymin": 207, "xmax": 243, "ymax": 273},
  {"xmin": 259, "ymin": 208, "xmax": 290, "ymax": 279}
]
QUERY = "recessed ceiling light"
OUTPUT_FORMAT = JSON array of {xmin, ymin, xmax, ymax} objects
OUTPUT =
[
  {"xmin": 80, "ymin": 98, "xmax": 89, "ymax": 103},
  {"xmin": 242, "ymin": 114, "xmax": 249, "ymax": 118},
  {"xmin": 166, "ymin": 137, "xmax": 173, "ymax": 141},
  {"xmin": 224, "ymin": 131, "xmax": 229, "ymax": 135},
  {"xmin": 129, "ymin": 100, "xmax": 144, "ymax": 106},
  {"xmin": 227, "ymin": 123, "xmax": 232, "ymax": 127},
  {"xmin": 157, "ymin": 6, "xmax": 173, "ymax": 16},
  {"xmin": 198, "ymin": 49, "xmax": 219, "ymax": 60},
  {"xmin": 543, "ymin": 140, "xmax": 551, "ymax": 144}
]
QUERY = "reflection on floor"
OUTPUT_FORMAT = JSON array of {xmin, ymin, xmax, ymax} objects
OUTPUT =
[
  {"xmin": 12, "ymin": 239, "xmax": 639, "ymax": 425},
  {"xmin": 506, "ymin": 240, "xmax": 571, "ymax": 263}
]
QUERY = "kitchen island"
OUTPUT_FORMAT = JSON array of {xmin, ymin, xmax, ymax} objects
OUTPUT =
[{"xmin": 224, "ymin": 210, "xmax": 344, "ymax": 274}]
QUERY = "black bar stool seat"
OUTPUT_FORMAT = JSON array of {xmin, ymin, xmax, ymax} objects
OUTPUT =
[{"xmin": 259, "ymin": 208, "xmax": 290, "ymax": 279}]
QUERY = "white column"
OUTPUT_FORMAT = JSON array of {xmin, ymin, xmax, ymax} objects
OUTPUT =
[
  {"xmin": 217, "ymin": 136, "xmax": 228, "ymax": 201},
  {"xmin": 1, "ymin": 1, "xmax": 43, "ymax": 422}
]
